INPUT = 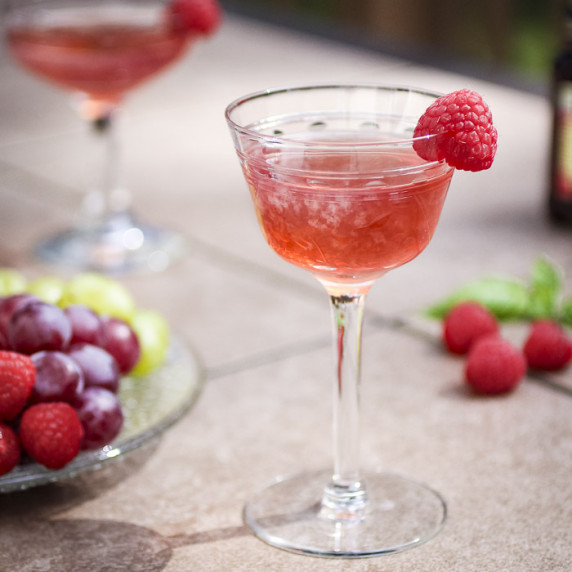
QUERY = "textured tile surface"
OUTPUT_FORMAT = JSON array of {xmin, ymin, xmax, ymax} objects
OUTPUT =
[{"xmin": 0, "ymin": 13, "xmax": 570, "ymax": 572}]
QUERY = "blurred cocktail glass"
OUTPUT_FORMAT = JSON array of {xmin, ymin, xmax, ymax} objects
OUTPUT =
[{"xmin": 5, "ymin": 0, "xmax": 215, "ymax": 273}]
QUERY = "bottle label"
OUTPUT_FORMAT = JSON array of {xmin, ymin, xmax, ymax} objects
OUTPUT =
[{"xmin": 555, "ymin": 81, "xmax": 572, "ymax": 199}]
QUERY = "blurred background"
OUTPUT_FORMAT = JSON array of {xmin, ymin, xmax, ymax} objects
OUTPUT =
[{"xmin": 220, "ymin": 0, "xmax": 561, "ymax": 94}]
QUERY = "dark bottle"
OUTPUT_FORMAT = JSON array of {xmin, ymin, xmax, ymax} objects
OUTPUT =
[{"xmin": 549, "ymin": 1, "xmax": 572, "ymax": 223}]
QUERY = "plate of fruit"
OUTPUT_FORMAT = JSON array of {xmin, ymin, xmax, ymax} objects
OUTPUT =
[{"xmin": 0, "ymin": 270, "xmax": 203, "ymax": 493}]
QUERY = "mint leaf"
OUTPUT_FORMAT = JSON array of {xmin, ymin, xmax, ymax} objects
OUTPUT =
[
  {"xmin": 525, "ymin": 257, "xmax": 563, "ymax": 320},
  {"xmin": 425, "ymin": 276, "xmax": 529, "ymax": 320},
  {"xmin": 561, "ymin": 297, "xmax": 572, "ymax": 326}
]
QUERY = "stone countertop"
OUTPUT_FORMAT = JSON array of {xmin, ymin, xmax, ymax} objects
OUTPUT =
[{"xmin": 1, "ymin": 12, "xmax": 571, "ymax": 572}]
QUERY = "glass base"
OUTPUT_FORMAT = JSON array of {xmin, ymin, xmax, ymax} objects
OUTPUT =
[
  {"xmin": 35, "ymin": 216, "xmax": 186, "ymax": 274},
  {"xmin": 244, "ymin": 470, "xmax": 446, "ymax": 558}
]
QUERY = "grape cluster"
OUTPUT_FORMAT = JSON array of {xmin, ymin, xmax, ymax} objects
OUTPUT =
[
  {"xmin": 0, "ymin": 270, "xmax": 170, "ymax": 378},
  {"xmin": 0, "ymin": 269, "xmax": 171, "ymax": 472},
  {"xmin": 0, "ymin": 294, "xmax": 134, "ymax": 453}
]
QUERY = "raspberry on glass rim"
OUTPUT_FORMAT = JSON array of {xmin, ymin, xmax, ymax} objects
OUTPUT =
[
  {"xmin": 414, "ymin": 89, "xmax": 498, "ymax": 172},
  {"xmin": 168, "ymin": 0, "xmax": 221, "ymax": 35}
]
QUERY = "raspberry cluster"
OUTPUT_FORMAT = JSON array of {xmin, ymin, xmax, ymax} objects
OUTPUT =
[
  {"xmin": 442, "ymin": 302, "xmax": 572, "ymax": 395},
  {"xmin": 0, "ymin": 293, "xmax": 140, "ymax": 476}
]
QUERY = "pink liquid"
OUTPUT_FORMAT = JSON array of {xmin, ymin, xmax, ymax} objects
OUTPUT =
[
  {"xmin": 241, "ymin": 135, "xmax": 454, "ymax": 285},
  {"xmin": 6, "ymin": 5, "xmax": 190, "ymax": 105}
]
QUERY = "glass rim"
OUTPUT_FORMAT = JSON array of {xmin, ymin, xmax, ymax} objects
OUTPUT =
[{"xmin": 225, "ymin": 83, "xmax": 445, "ymax": 149}]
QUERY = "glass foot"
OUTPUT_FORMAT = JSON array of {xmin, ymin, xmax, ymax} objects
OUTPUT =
[
  {"xmin": 35, "ymin": 217, "xmax": 186, "ymax": 274},
  {"xmin": 244, "ymin": 470, "xmax": 446, "ymax": 558}
]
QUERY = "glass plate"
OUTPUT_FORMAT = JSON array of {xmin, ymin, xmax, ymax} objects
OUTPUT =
[{"xmin": 0, "ymin": 336, "xmax": 204, "ymax": 493}]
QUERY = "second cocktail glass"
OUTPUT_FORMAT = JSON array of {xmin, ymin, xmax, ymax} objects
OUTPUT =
[
  {"xmin": 5, "ymin": 0, "xmax": 201, "ymax": 273},
  {"xmin": 226, "ymin": 85, "xmax": 455, "ymax": 557}
]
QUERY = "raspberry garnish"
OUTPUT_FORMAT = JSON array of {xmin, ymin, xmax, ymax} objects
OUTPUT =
[
  {"xmin": 0, "ymin": 422, "xmax": 20, "ymax": 476},
  {"xmin": 523, "ymin": 320, "xmax": 572, "ymax": 371},
  {"xmin": 413, "ymin": 89, "xmax": 498, "ymax": 172},
  {"xmin": 465, "ymin": 335, "xmax": 526, "ymax": 395},
  {"xmin": 168, "ymin": 0, "xmax": 221, "ymax": 35},
  {"xmin": 0, "ymin": 350, "xmax": 36, "ymax": 420},
  {"xmin": 443, "ymin": 302, "xmax": 499, "ymax": 355},
  {"xmin": 19, "ymin": 402, "xmax": 83, "ymax": 470}
]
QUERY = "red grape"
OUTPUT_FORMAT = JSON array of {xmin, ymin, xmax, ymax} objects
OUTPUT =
[
  {"xmin": 74, "ymin": 387, "xmax": 124, "ymax": 450},
  {"xmin": 8, "ymin": 301, "xmax": 71, "ymax": 354},
  {"xmin": 101, "ymin": 317, "xmax": 140, "ymax": 374},
  {"xmin": 0, "ymin": 294, "xmax": 38, "ymax": 341},
  {"xmin": 67, "ymin": 343, "xmax": 120, "ymax": 393},
  {"xmin": 31, "ymin": 351, "xmax": 85, "ymax": 404},
  {"xmin": 64, "ymin": 304, "xmax": 104, "ymax": 346}
]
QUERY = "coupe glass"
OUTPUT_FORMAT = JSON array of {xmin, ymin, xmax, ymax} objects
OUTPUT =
[
  {"xmin": 5, "ymin": 0, "xmax": 196, "ymax": 273},
  {"xmin": 226, "ymin": 85, "xmax": 455, "ymax": 557}
]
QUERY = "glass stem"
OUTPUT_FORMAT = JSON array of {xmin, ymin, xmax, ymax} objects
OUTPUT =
[
  {"xmin": 82, "ymin": 106, "xmax": 131, "ymax": 228},
  {"xmin": 321, "ymin": 291, "xmax": 369, "ymax": 520}
]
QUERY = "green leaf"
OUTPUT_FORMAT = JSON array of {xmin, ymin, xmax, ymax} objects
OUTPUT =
[
  {"xmin": 524, "ymin": 257, "xmax": 562, "ymax": 320},
  {"xmin": 561, "ymin": 297, "xmax": 572, "ymax": 326},
  {"xmin": 425, "ymin": 276, "xmax": 530, "ymax": 321}
]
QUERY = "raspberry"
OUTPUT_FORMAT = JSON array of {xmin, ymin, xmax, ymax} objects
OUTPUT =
[
  {"xmin": 443, "ymin": 302, "xmax": 499, "ymax": 354},
  {"xmin": 168, "ymin": 0, "xmax": 221, "ymax": 35},
  {"xmin": 19, "ymin": 402, "xmax": 83, "ymax": 470},
  {"xmin": 465, "ymin": 335, "xmax": 526, "ymax": 395},
  {"xmin": 0, "ymin": 422, "xmax": 20, "ymax": 476},
  {"xmin": 523, "ymin": 320, "xmax": 572, "ymax": 371},
  {"xmin": 413, "ymin": 89, "xmax": 498, "ymax": 172},
  {"xmin": 0, "ymin": 350, "xmax": 36, "ymax": 420}
]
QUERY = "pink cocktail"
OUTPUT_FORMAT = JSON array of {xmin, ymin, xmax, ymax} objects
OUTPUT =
[
  {"xmin": 243, "ymin": 138, "xmax": 451, "ymax": 287},
  {"xmin": 227, "ymin": 85, "xmax": 455, "ymax": 557},
  {"xmin": 7, "ymin": 6, "xmax": 191, "ymax": 116}
]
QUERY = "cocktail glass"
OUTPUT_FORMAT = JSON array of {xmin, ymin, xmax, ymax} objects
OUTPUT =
[
  {"xmin": 5, "ymin": 0, "xmax": 196, "ymax": 273},
  {"xmin": 226, "ymin": 85, "xmax": 455, "ymax": 557}
]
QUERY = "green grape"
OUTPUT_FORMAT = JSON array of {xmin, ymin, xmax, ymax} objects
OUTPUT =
[
  {"xmin": 130, "ymin": 308, "xmax": 170, "ymax": 376},
  {"xmin": 59, "ymin": 272, "xmax": 135, "ymax": 322},
  {"xmin": 0, "ymin": 268, "xmax": 27, "ymax": 296},
  {"xmin": 27, "ymin": 275, "xmax": 66, "ymax": 304}
]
